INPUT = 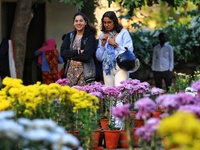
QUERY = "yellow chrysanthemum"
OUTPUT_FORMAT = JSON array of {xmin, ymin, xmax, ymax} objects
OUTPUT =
[
  {"xmin": 9, "ymin": 87, "xmax": 21, "ymax": 98},
  {"xmin": 49, "ymin": 83, "xmax": 62, "ymax": 90},
  {"xmin": 24, "ymin": 109, "xmax": 33, "ymax": 116},
  {"xmin": 158, "ymin": 111, "xmax": 200, "ymax": 148},
  {"xmin": 192, "ymin": 139, "xmax": 200, "ymax": 149},
  {"xmin": 0, "ymin": 99, "xmax": 10, "ymax": 110},
  {"xmin": 171, "ymin": 132, "xmax": 191, "ymax": 145},
  {"xmin": 25, "ymin": 103, "xmax": 37, "ymax": 111},
  {"xmin": 19, "ymin": 92, "xmax": 36, "ymax": 105},
  {"xmin": 38, "ymin": 84, "xmax": 49, "ymax": 96},
  {"xmin": 2, "ymin": 77, "xmax": 23, "ymax": 90},
  {"xmin": 0, "ymin": 90, "xmax": 7, "ymax": 96},
  {"xmin": 184, "ymin": 117, "xmax": 200, "ymax": 137},
  {"xmin": 47, "ymin": 88, "xmax": 60, "ymax": 98}
]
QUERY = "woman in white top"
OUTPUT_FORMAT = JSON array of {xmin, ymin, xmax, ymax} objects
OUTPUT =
[{"xmin": 96, "ymin": 11, "xmax": 134, "ymax": 86}]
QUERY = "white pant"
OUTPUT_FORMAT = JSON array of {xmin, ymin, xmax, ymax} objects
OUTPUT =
[
  {"xmin": 103, "ymin": 64, "xmax": 129, "ymax": 86},
  {"xmin": 103, "ymin": 65, "xmax": 128, "ymax": 128},
  {"xmin": 112, "ymin": 101, "xmax": 124, "ymax": 129}
]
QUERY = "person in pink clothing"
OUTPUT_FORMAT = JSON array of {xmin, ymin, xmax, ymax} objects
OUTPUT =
[{"xmin": 35, "ymin": 38, "xmax": 63, "ymax": 84}]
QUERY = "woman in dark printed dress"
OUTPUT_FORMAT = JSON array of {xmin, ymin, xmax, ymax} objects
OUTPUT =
[{"xmin": 60, "ymin": 12, "xmax": 97, "ymax": 86}]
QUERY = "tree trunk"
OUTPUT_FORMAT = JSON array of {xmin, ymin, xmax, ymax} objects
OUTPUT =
[{"xmin": 10, "ymin": 0, "xmax": 33, "ymax": 79}]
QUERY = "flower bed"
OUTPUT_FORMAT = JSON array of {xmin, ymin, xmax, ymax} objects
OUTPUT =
[{"xmin": 0, "ymin": 70, "xmax": 200, "ymax": 149}]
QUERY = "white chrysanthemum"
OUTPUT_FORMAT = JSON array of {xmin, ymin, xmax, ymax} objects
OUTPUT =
[
  {"xmin": 190, "ymin": 16, "xmax": 198, "ymax": 28},
  {"xmin": 53, "ymin": 146, "xmax": 72, "ymax": 150},
  {"xmin": 185, "ymin": 87, "xmax": 197, "ymax": 96},
  {"xmin": 61, "ymin": 133, "xmax": 79, "ymax": 146},
  {"xmin": 18, "ymin": 118, "xmax": 32, "ymax": 126},
  {"xmin": 48, "ymin": 132, "xmax": 79, "ymax": 145},
  {"xmin": 22, "ymin": 128, "xmax": 51, "ymax": 141},
  {"xmin": 0, "ymin": 120, "xmax": 24, "ymax": 139},
  {"xmin": 175, "ymin": 11, "xmax": 180, "ymax": 15},
  {"xmin": 45, "ymin": 132, "xmax": 62, "ymax": 143},
  {"xmin": 0, "ymin": 110, "xmax": 15, "ymax": 120},
  {"xmin": 30, "ymin": 119, "xmax": 57, "ymax": 129},
  {"xmin": 77, "ymin": 146, "xmax": 84, "ymax": 150},
  {"xmin": 53, "ymin": 126, "xmax": 66, "ymax": 134}
]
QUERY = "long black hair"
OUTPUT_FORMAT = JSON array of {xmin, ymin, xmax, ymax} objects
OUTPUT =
[
  {"xmin": 101, "ymin": 11, "xmax": 123, "ymax": 33},
  {"xmin": 73, "ymin": 11, "xmax": 97, "ymax": 36}
]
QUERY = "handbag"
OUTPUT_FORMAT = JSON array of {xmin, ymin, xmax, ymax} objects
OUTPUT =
[{"xmin": 116, "ymin": 47, "xmax": 140, "ymax": 73}]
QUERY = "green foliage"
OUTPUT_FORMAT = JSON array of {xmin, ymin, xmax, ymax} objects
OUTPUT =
[
  {"xmin": 77, "ymin": 108, "xmax": 98, "ymax": 149},
  {"xmin": 58, "ymin": 0, "xmax": 99, "ymax": 24},
  {"xmin": 81, "ymin": 0, "xmax": 99, "ymax": 23},
  {"xmin": 131, "ymin": 15, "xmax": 200, "ymax": 69},
  {"xmin": 169, "ymin": 72, "xmax": 192, "ymax": 93},
  {"xmin": 107, "ymin": 0, "xmax": 200, "ymax": 15},
  {"xmin": 59, "ymin": 0, "xmax": 86, "ymax": 10},
  {"xmin": 193, "ymin": 70, "xmax": 200, "ymax": 81}
]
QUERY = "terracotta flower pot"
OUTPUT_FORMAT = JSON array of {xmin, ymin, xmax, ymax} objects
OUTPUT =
[
  {"xmin": 100, "ymin": 119, "xmax": 109, "ymax": 129},
  {"xmin": 162, "ymin": 137, "xmax": 179, "ymax": 150},
  {"xmin": 67, "ymin": 129, "xmax": 80, "ymax": 140},
  {"xmin": 152, "ymin": 110, "xmax": 163, "ymax": 118},
  {"xmin": 119, "ymin": 128, "xmax": 140, "ymax": 148},
  {"xmin": 91, "ymin": 129, "xmax": 101, "ymax": 148},
  {"xmin": 130, "ymin": 111, "xmax": 145, "ymax": 128},
  {"xmin": 119, "ymin": 130, "xmax": 129, "ymax": 148},
  {"xmin": 104, "ymin": 130, "xmax": 121, "ymax": 149},
  {"xmin": 134, "ymin": 119, "xmax": 144, "ymax": 128},
  {"xmin": 132, "ymin": 128, "xmax": 140, "ymax": 147},
  {"xmin": 130, "ymin": 111, "xmax": 136, "ymax": 120}
]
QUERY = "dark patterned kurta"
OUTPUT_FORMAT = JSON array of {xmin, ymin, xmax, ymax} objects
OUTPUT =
[{"xmin": 67, "ymin": 35, "xmax": 86, "ymax": 86}]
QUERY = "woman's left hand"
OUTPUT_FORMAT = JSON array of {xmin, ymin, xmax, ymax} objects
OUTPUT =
[{"xmin": 108, "ymin": 37, "xmax": 118, "ymax": 48}]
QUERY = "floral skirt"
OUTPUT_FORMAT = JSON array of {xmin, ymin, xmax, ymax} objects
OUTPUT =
[{"xmin": 67, "ymin": 60, "xmax": 86, "ymax": 86}]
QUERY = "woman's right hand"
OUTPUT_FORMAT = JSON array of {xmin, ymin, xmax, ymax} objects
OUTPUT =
[{"xmin": 101, "ymin": 34, "xmax": 108, "ymax": 47}]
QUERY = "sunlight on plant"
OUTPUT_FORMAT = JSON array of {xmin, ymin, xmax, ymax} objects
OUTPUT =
[
  {"xmin": 158, "ymin": 111, "xmax": 200, "ymax": 150},
  {"xmin": 171, "ymin": 72, "xmax": 192, "ymax": 93},
  {"xmin": 0, "ymin": 77, "xmax": 99, "ymax": 150}
]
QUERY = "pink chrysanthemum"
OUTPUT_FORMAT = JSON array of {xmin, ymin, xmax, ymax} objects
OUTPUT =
[
  {"xmin": 135, "ymin": 118, "xmax": 160, "ymax": 141},
  {"xmin": 134, "ymin": 97, "xmax": 156, "ymax": 120},
  {"xmin": 55, "ymin": 78, "xmax": 70, "ymax": 86},
  {"xmin": 112, "ymin": 103, "xmax": 131, "ymax": 120},
  {"xmin": 151, "ymin": 87, "xmax": 164, "ymax": 95}
]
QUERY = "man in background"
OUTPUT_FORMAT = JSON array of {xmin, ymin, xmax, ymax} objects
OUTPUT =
[{"xmin": 152, "ymin": 32, "xmax": 174, "ymax": 92}]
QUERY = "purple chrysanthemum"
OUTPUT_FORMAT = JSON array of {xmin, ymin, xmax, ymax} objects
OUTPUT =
[
  {"xmin": 179, "ymin": 105, "xmax": 200, "ymax": 118},
  {"xmin": 155, "ymin": 93, "xmax": 200, "ymax": 112},
  {"xmin": 89, "ymin": 91, "xmax": 103, "ymax": 99},
  {"xmin": 155, "ymin": 94, "xmax": 179, "ymax": 111},
  {"xmin": 191, "ymin": 80, "xmax": 200, "ymax": 92},
  {"xmin": 103, "ymin": 86, "xmax": 120, "ymax": 97},
  {"xmin": 112, "ymin": 103, "xmax": 131, "ymax": 120},
  {"xmin": 134, "ymin": 97, "xmax": 157, "ymax": 120},
  {"xmin": 55, "ymin": 78, "xmax": 70, "ymax": 86},
  {"xmin": 135, "ymin": 118, "xmax": 160, "ymax": 141},
  {"xmin": 151, "ymin": 87, "xmax": 164, "ymax": 95},
  {"xmin": 191, "ymin": 80, "xmax": 200, "ymax": 97}
]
